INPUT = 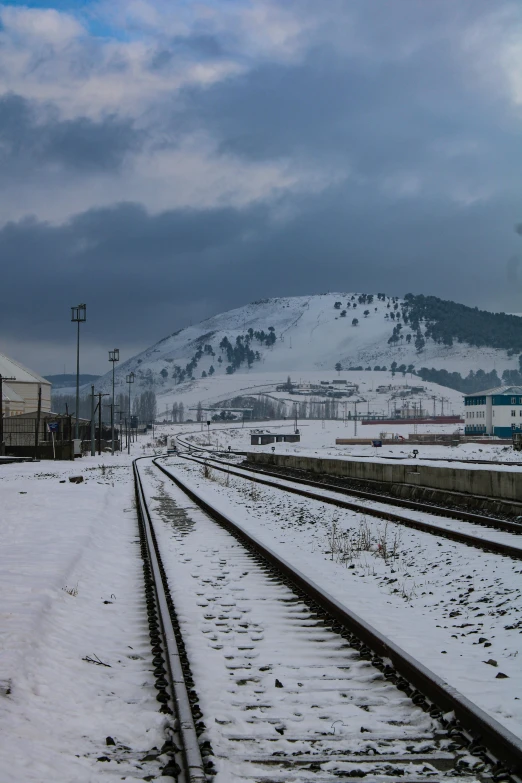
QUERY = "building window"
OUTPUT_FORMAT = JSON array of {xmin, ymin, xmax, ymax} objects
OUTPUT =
[
  {"xmin": 512, "ymin": 397, "xmax": 517, "ymax": 404},
  {"xmin": 512, "ymin": 410, "xmax": 517, "ymax": 417}
]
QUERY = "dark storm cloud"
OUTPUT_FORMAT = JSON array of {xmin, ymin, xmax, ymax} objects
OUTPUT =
[
  {"xmin": 0, "ymin": 93, "xmax": 141, "ymax": 174},
  {"xmin": 0, "ymin": 201, "xmax": 270, "ymax": 343},
  {"xmin": 175, "ymin": 37, "xmax": 520, "ymax": 197},
  {"xmin": 1, "ymin": 185, "xmax": 520, "ymax": 356}
]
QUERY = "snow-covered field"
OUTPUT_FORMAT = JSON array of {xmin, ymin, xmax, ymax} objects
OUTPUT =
[
  {"xmin": 1, "ymin": 424, "xmax": 521, "ymax": 782},
  {"xmin": 0, "ymin": 448, "xmax": 167, "ymax": 782},
  {"xmin": 171, "ymin": 418, "xmax": 522, "ymax": 465}
]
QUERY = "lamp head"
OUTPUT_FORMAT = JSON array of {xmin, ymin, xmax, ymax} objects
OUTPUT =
[{"xmin": 71, "ymin": 303, "xmax": 86, "ymax": 322}]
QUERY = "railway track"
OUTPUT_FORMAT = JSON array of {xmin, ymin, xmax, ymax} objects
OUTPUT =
[
  {"xmin": 175, "ymin": 452, "xmax": 522, "ymax": 561},
  {"xmin": 175, "ymin": 434, "xmax": 522, "ymax": 532},
  {"xmin": 135, "ymin": 455, "xmax": 522, "ymax": 782},
  {"xmin": 233, "ymin": 461, "xmax": 522, "ymax": 533}
]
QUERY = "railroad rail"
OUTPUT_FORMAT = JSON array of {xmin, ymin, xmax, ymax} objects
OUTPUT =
[
  {"xmin": 235, "ymin": 460, "xmax": 522, "ymax": 533},
  {"xmin": 133, "ymin": 458, "xmax": 208, "ymax": 782},
  {"xmin": 135, "ymin": 454, "xmax": 522, "ymax": 781},
  {"xmin": 176, "ymin": 452, "xmax": 522, "ymax": 561}
]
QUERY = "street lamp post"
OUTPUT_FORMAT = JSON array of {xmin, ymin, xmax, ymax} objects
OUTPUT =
[
  {"xmin": 71, "ymin": 304, "xmax": 86, "ymax": 440},
  {"xmin": 109, "ymin": 349, "xmax": 120, "ymax": 455},
  {"xmin": 126, "ymin": 372, "xmax": 135, "ymax": 455}
]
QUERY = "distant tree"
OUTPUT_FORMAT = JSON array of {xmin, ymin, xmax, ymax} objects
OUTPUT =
[
  {"xmin": 352, "ymin": 318, "xmax": 359, "ymax": 327},
  {"xmin": 340, "ymin": 310, "xmax": 346, "ymax": 317},
  {"xmin": 363, "ymin": 310, "xmax": 370, "ymax": 317},
  {"xmin": 201, "ymin": 371, "xmax": 207, "ymax": 378},
  {"xmin": 160, "ymin": 368, "xmax": 168, "ymax": 379},
  {"xmin": 208, "ymin": 365, "xmax": 215, "ymax": 376},
  {"xmin": 196, "ymin": 401, "xmax": 203, "ymax": 422},
  {"xmin": 335, "ymin": 362, "xmax": 342, "ymax": 374},
  {"xmin": 334, "ymin": 301, "xmax": 342, "ymax": 309},
  {"xmin": 179, "ymin": 403, "xmax": 184, "ymax": 422},
  {"xmin": 406, "ymin": 333, "xmax": 412, "ymax": 343}
]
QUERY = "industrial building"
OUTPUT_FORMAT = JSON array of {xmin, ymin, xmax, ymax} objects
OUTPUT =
[
  {"xmin": 0, "ymin": 352, "xmax": 51, "ymax": 415},
  {"xmin": 464, "ymin": 386, "xmax": 522, "ymax": 438}
]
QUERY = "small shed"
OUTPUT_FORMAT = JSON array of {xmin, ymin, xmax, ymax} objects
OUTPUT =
[{"xmin": 250, "ymin": 432, "xmax": 301, "ymax": 446}]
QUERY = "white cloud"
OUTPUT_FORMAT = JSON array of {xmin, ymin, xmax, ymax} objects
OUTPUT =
[
  {"xmin": 0, "ymin": 4, "xmax": 244, "ymax": 119},
  {"xmin": 461, "ymin": 4, "xmax": 522, "ymax": 109},
  {"xmin": 0, "ymin": 132, "xmax": 349, "ymax": 225},
  {"xmin": 0, "ymin": 6, "xmax": 84, "ymax": 45}
]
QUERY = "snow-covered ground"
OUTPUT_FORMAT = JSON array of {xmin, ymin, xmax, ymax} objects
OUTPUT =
[
  {"xmin": 1, "ymin": 423, "xmax": 521, "ymax": 783},
  {"xmin": 160, "ymin": 456, "xmax": 522, "ymax": 739},
  {"xmin": 169, "ymin": 418, "xmax": 522, "ymax": 465},
  {"xmin": 0, "ymin": 447, "xmax": 168, "ymax": 782}
]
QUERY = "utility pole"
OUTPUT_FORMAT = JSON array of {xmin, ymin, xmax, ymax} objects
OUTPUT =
[
  {"xmin": 0, "ymin": 374, "xmax": 16, "ymax": 455},
  {"xmin": 126, "ymin": 372, "xmax": 135, "ymax": 455},
  {"xmin": 95, "ymin": 392, "xmax": 109, "ymax": 455},
  {"xmin": 354, "ymin": 401, "xmax": 358, "ymax": 437},
  {"xmin": 90, "ymin": 385, "xmax": 95, "ymax": 456},
  {"xmin": 34, "ymin": 385, "xmax": 42, "ymax": 460},
  {"xmin": 108, "ymin": 349, "xmax": 119, "ymax": 455},
  {"xmin": 71, "ymin": 303, "xmax": 86, "ymax": 440}
]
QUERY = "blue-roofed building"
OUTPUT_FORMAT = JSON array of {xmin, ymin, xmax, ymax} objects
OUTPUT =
[{"xmin": 464, "ymin": 386, "xmax": 522, "ymax": 438}]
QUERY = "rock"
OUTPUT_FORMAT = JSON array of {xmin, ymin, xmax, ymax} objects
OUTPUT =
[
  {"xmin": 484, "ymin": 659, "xmax": 498, "ymax": 667},
  {"xmin": 105, "ymin": 737, "xmax": 115, "ymax": 746},
  {"xmin": 160, "ymin": 740, "xmax": 180, "ymax": 755},
  {"xmin": 275, "ymin": 679, "xmax": 283, "ymax": 688},
  {"xmin": 69, "ymin": 476, "xmax": 84, "ymax": 484},
  {"xmin": 496, "ymin": 672, "xmax": 509, "ymax": 679},
  {"xmin": 161, "ymin": 759, "xmax": 181, "ymax": 777}
]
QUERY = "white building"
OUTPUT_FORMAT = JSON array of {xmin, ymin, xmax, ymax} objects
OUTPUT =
[
  {"xmin": 0, "ymin": 353, "xmax": 51, "ymax": 415},
  {"xmin": 464, "ymin": 386, "xmax": 522, "ymax": 438}
]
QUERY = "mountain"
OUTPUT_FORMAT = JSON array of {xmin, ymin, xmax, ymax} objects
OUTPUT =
[
  {"xmin": 80, "ymin": 293, "xmax": 521, "ymax": 406},
  {"xmin": 45, "ymin": 373, "xmax": 100, "ymax": 389}
]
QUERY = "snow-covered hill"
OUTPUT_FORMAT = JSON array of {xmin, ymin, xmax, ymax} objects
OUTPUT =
[{"xmin": 87, "ymin": 293, "xmax": 516, "ymax": 402}]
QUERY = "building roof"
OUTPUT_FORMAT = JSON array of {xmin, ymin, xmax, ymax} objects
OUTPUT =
[
  {"xmin": 2, "ymin": 383, "xmax": 24, "ymax": 403},
  {"xmin": 0, "ymin": 352, "xmax": 50, "ymax": 385},
  {"xmin": 464, "ymin": 385, "xmax": 522, "ymax": 398}
]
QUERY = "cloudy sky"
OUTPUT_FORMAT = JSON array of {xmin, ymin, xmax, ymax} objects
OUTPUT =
[{"xmin": 1, "ymin": 0, "xmax": 522, "ymax": 374}]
